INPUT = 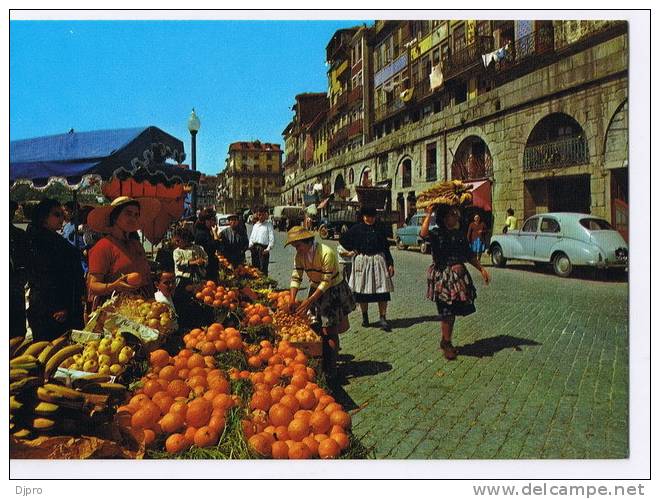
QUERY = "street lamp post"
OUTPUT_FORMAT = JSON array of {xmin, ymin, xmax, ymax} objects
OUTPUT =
[{"xmin": 187, "ymin": 108, "xmax": 201, "ymax": 217}]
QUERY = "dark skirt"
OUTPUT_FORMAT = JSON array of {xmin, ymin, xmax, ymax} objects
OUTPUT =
[
  {"xmin": 309, "ymin": 280, "xmax": 356, "ymax": 328},
  {"xmin": 427, "ymin": 263, "xmax": 477, "ymax": 320},
  {"xmin": 354, "ymin": 292, "xmax": 392, "ymax": 303}
]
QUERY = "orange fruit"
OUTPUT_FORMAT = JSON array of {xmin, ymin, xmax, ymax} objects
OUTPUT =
[
  {"xmin": 199, "ymin": 342, "xmax": 216, "ymax": 355},
  {"xmin": 183, "ymin": 426, "xmax": 198, "ymax": 445},
  {"xmin": 168, "ymin": 400, "xmax": 188, "ymax": 419},
  {"xmin": 274, "ymin": 425, "xmax": 290, "ymax": 441},
  {"xmin": 261, "ymin": 315, "xmax": 273, "ymax": 325},
  {"xmin": 158, "ymin": 365, "xmax": 178, "ymax": 381},
  {"xmin": 150, "ymin": 349, "xmax": 171, "ymax": 368},
  {"xmin": 159, "ymin": 412, "xmax": 185, "ymax": 434},
  {"xmin": 295, "ymin": 389, "xmax": 317, "ymax": 410},
  {"xmin": 212, "ymin": 393, "xmax": 235, "ymax": 411},
  {"xmin": 208, "ymin": 377, "xmax": 230, "ymax": 394},
  {"xmin": 329, "ymin": 410, "xmax": 351, "ymax": 430},
  {"xmin": 268, "ymin": 354, "xmax": 284, "ymax": 366},
  {"xmin": 247, "ymin": 356, "xmax": 262, "ymax": 369},
  {"xmin": 288, "ymin": 441, "xmax": 311, "ymax": 459},
  {"xmin": 259, "ymin": 347, "xmax": 274, "ymax": 361},
  {"xmin": 167, "ymin": 379, "xmax": 191, "ymax": 399},
  {"xmin": 213, "ymin": 340, "xmax": 227, "ymax": 352},
  {"xmin": 324, "ymin": 402, "xmax": 343, "ymax": 416},
  {"xmin": 226, "ymin": 336, "xmax": 242, "ymax": 351},
  {"xmin": 193, "ymin": 426, "xmax": 219, "ymax": 448},
  {"xmin": 250, "ymin": 391, "xmax": 273, "ymax": 412},
  {"xmin": 302, "ymin": 435, "xmax": 320, "ymax": 457},
  {"xmin": 131, "ymin": 406, "xmax": 159, "ymax": 430},
  {"xmin": 165, "ymin": 433, "xmax": 189, "ymax": 454},
  {"xmin": 331, "ymin": 432, "xmax": 350, "ymax": 450},
  {"xmin": 187, "ymin": 353, "xmax": 205, "ymax": 369},
  {"xmin": 208, "ymin": 414, "xmax": 226, "ymax": 433},
  {"xmin": 271, "ymin": 441, "xmax": 289, "ymax": 459},
  {"xmin": 129, "ymin": 393, "xmax": 150, "ymax": 408},
  {"xmin": 318, "ymin": 395, "xmax": 335, "ymax": 408},
  {"xmin": 287, "ymin": 418, "xmax": 310, "ymax": 442},
  {"xmin": 283, "ymin": 384, "xmax": 299, "ymax": 396},
  {"xmin": 242, "ymin": 420, "xmax": 256, "ymax": 439},
  {"xmin": 142, "ymin": 428, "xmax": 156, "ymax": 447},
  {"xmin": 177, "ymin": 368, "xmax": 190, "ymax": 380},
  {"xmin": 309, "ymin": 411, "xmax": 332, "ymax": 435},
  {"xmin": 270, "ymin": 386, "xmax": 285, "ymax": 403},
  {"xmin": 186, "ymin": 398, "xmax": 212, "ymax": 428},
  {"xmin": 314, "ymin": 433, "xmax": 329, "ymax": 443},
  {"xmin": 248, "ymin": 434, "xmax": 272, "ymax": 457},
  {"xmin": 154, "ymin": 394, "xmax": 175, "ymax": 414},
  {"xmin": 279, "ymin": 394, "xmax": 300, "ymax": 413},
  {"xmin": 318, "ymin": 437, "xmax": 341, "ymax": 459},
  {"xmin": 268, "ymin": 404, "xmax": 294, "ymax": 427}
]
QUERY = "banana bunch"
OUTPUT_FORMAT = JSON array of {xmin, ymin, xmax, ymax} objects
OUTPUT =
[
  {"xmin": 61, "ymin": 334, "xmax": 135, "ymax": 376},
  {"xmin": 417, "ymin": 179, "xmax": 474, "ymax": 209},
  {"xmin": 10, "ymin": 336, "xmax": 130, "ymax": 440}
]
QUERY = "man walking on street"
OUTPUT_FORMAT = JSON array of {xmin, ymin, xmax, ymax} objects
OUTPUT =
[
  {"xmin": 248, "ymin": 206, "xmax": 274, "ymax": 275},
  {"xmin": 219, "ymin": 213, "xmax": 249, "ymax": 267}
]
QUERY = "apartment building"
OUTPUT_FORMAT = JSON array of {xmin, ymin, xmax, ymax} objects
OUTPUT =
[{"xmin": 280, "ymin": 20, "xmax": 629, "ymax": 239}]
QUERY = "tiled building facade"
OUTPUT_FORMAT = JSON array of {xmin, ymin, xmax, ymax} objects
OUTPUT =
[{"xmin": 280, "ymin": 20, "xmax": 629, "ymax": 239}]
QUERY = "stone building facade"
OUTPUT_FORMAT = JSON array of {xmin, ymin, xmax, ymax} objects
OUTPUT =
[{"xmin": 280, "ymin": 20, "xmax": 629, "ymax": 240}]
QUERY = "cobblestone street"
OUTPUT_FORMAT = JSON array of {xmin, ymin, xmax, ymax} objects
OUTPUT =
[{"xmin": 265, "ymin": 229, "xmax": 629, "ymax": 459}]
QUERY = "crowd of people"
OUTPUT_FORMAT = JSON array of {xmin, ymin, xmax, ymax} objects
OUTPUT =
[{"xmin": 11, "ymin": 189, "xmax": 496, "ymax": 379}]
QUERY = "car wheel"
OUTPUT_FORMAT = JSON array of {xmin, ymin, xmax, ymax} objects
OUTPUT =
[
  {"xmin": 318, "ymin": 225, "xmax": 329, "ymax": 239},
  {"xmin": 420, "ymin": 242, "xmax": 430, "ymax": 254},
  {"xmin": 491, "ymin": 244, "xmax": 507, "ymax": 267},
  {"xmin": 552, "ymin": 252, "xmax": 573, "ymax": 278},
  {"xmin": 396, "ymin": 238, "xmax": 408, "ymax": 250}
]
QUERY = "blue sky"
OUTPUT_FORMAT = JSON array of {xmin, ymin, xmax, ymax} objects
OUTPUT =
[{"xmin": 10, "ymin": 20, "xmax": 366, "ymax": 175}]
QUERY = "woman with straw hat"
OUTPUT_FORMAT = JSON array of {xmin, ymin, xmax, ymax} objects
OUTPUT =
[
  {"xmin": 285, "ymin": 226, "xmax": 356, "ymax": 379},
  {"xmin": 419, "ymin": 182, "xmax": 490, "ymax": 360},
  {"xmin": 86, "ymin": 196, "xmax": 161, "ymax": 310}
]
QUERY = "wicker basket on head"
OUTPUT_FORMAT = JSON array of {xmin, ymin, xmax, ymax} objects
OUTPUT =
[{"xmin": 417, "ymin": 180, "xmax": 474, "ymax": 209}]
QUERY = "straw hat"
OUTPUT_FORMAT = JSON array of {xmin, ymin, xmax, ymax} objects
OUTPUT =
[
  {"xmin": 87, "ymin": 196, "xmax": 161, "ymax": 234},
  {"xmin": 284, "ymin": 226, "xmax": 316, "ymax": 247}
]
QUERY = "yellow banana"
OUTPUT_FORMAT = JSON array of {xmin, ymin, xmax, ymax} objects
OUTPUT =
[
  {"xmin": 10, "ymin": 368, "xmax": 29, "ymax": 382},
  {"xmin": 81, "ymin": 382, "xmax": 127, "ymax": 399},
  {"xmin": 32, "ymin": 417, "xmax": 56, "ymax": 430},
  {"xmin": 13, "ymin": 428, "xmax": 32, "ymax": 439},
  {"xmin": 24, "ymin": 341, "xmax": 51, "ymax": 357},
  {"xmin": 10, "ymin": 396, "xmax": 24, "ymax": 413},
  {"xmin": 38, "ymin": 336, "xmax": 69, "ymax": 365},
  {"xmin": 37, "ymin": 385, "xmax": 84, "ymax": 409},
  {"xmin": 10, "ymin": 354, "xmax": 38, "ymax": 367},
  {"xmin": 44, "ymin": 344, "xmax": 83, "ymax": 379},
  {"xmin": 12, "ymin": 337, "xmax": 33, "ymax": 357},
  {"xmin": 9, "ymin": 337, "xmax": 24, "ymax": 357},
  {"xmin": 33, "ymin": 401, "xmax": 62, "ymax": 416},
  {"xmin": 9, "ymin": 376, "xmax": 41, "ymax": 395},
  {"xmin": 72, "ymin": 375, "xmax": 113, "ymax": 389}
]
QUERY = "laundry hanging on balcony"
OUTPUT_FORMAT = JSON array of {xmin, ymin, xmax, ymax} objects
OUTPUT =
[
  {"xmin": 429, "ymin": 65, "xmax": 444, "ymax": 90},
  {"xmin": 400, "ymin": 88, "xmax": 414, "ymax": 102},
  {"xmin": 482, "ymin": 43, "xmax": 510, "ymax": 67}
]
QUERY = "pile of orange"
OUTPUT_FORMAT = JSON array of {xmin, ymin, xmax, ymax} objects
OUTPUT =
[
  {"xmin": 182, "ymin": 323, "xmax": 244, "ymax": 355},
  {"xmin": 117, "ymin": 348, "xmax": 237, "ymax": 452},
  {"xmin": 242, "ymin": 303, "xmax": 273, "ymax": 328},
  {"xmin": 194, "ymin": 281, "xmax": 241, "ymax": 309},
  {"xmin": 234, "ymin": 265, "xmax": 262, "ymax": 279},
  {"xmin": 268, "ymin": 290, "xmax": 292, "ymax": 311},
  {"xmin": 218, "ymin": 255, "xmax": 233, "ymax": 270},
  {"xmin": 242, "ymin": 341, "xmax": 352, "ymax": 459}
]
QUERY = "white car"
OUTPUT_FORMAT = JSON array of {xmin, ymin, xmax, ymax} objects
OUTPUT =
[{"xmin": 489, "ymin": 212, "xmax": 628, "ymax": 277}]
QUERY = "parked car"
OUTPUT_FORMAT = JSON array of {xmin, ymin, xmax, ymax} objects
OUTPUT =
[
  {"xmin": 395, "ymin": 212, "xmax": 437, "ymax": 253},
  {"xmin": 489, "ymin": 212, "xmax": 628, "ymax": 277},
  {"xmin": 216, "ymin": 214, "xmax": 231, "ymax": 228}
]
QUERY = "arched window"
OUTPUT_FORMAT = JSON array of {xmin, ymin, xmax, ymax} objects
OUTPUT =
[
  {"xmin": 401, "ymin": 159, "xmax": 412, "ymax": 188},
  {"xmin": 523, "ymin": 113, "xmax": 588, "ymax": 171},
  {"xmin": 348, "ymin": 168, "xmax": 355, "ymax": 184},
  {"xmin": 451, "ymin": 136, "xmax": 492, "ymax": 180}
]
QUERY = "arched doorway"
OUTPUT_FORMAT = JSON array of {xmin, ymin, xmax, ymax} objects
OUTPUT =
[
  {"xmin": 605, "ymin": 101, "xmax": 628, "ymax": 241},
  {"xmin": 360, "ymin": 166, "xmax": 373, "ymax": 187},
  {"xmin": 451, "ymin": 136, "xmax": 493, "ymax": 181},
  {"xmin": 334, "ymin": 173, "xmax": 347, "ymax": 199},
  {"xmin": 523, "ymin": 113, "xmax": 591, "ymax": 218},
  {"xmin": 399, "ymin": 158, "xmax": 412, "ymax": 188}
]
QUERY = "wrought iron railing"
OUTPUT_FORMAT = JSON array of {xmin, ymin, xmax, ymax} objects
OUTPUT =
[
  {"xmin": 375, "ymin": 98, "xmax": 405, "ymax": 122},
  {"xmin": 413, "ymin": 77, "xmax": 431, "ymax": 101},
  {"xmin": 523, "ymin": 136, "xmax": 589, "ymax": 171},
  {"xmin": 445, "ymin": 35, "xmax": 494, "ymax": 80},
  {"xmin": 494, "ymin": 26, "xmax": 554, "ymax": 71}
]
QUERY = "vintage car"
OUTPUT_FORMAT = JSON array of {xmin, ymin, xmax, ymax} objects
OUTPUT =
[
  {"xmin": 395, "ymin": 212, "xmax": 437, "ymax": 253},
  {"xmin": 489, "ymin": 212, "xmax": 628, "ymax": 277}
]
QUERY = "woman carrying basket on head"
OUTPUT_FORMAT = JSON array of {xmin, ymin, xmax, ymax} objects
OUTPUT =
[{"xmin": 419, "ymin": 181, "xmax": 490, "ymax": 360}]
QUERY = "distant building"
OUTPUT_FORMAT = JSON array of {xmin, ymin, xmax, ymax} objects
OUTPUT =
[
  {"xmin": 220, "ymin": 141, "xmax": 283, "ymax": 214},
  {"xmin": 197, "ymin": 173, "xmax": 220, "ymax": 212}
]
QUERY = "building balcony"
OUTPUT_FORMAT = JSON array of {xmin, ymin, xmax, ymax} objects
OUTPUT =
[
  {"xmin": 413, "ymin": 77, "xmax": 431, "ymax": 101},
  {"xmin": 374, "ymin": 98, "xmax": 406, "ymax": 123},
  {"xmin": 493, "ymin": 26, "xmax": 555, "ymax": 73},
  {"xmin": 348, "ymin": 85, "xmax": 363, "ymax": 105},
  {"xmin": 282, "ymin": 152, "xmax": 299, "ymax": 168},
  {"xmin": 328, "ymin": 92, "xmax": 349, "ymax": 120},
  {"xmin": 523, "ymin": 136, "xmax": 589, "ymax": 172},
  {"xmin": 444, "ymin": 35, "xmax": 494, "ymax": 81},
  {"xmin": 348, "ymin": 119, "xmax": 364, "ymax": 137},
  {"xmin": 328, "ymin": 125, "xmax": 349, "ymax": 151}
]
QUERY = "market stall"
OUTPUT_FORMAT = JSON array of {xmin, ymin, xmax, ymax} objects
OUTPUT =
[{"xmin": 10, "ymin": 254, "xmax": 368, "ymax": 460}]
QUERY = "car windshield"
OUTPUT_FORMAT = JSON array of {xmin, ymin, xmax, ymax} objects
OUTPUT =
[{"xmin": 579, "ymin": 218, "xmax": 614, "ymax": 231}]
